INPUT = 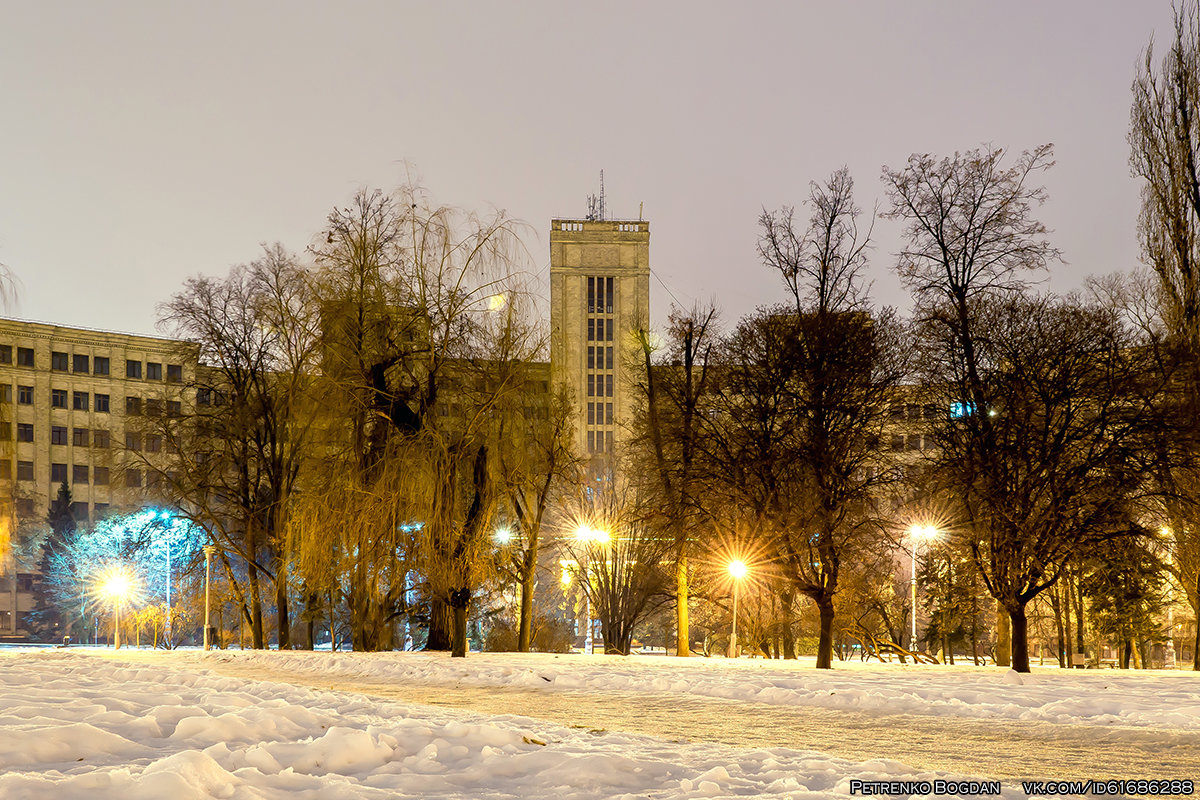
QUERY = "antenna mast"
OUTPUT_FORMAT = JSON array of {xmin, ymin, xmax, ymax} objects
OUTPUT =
[{"xmin": 586, "ymin": 170, "xmax": 607, "ymax": 221}]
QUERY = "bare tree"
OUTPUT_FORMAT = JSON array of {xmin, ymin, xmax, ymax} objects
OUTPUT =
[
  {"xmin": 1130, "ymin": 0, "xmax": 1200, "ymax": 669},
  {"xmin": 632, "ymin": 303, "xmax": 718, "ymax": 657}
]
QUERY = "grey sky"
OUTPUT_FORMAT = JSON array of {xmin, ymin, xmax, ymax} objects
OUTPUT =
[{"xmin": 0, "ymin": 1, "xmax": 1177, "ymax": 337}]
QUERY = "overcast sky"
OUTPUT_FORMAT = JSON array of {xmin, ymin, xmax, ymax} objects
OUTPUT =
[{"xmin": 0, "ymin": 1, "xmax": 1179, "ymax": 337}]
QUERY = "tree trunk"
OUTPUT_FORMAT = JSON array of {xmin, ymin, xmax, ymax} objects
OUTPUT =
[
  {"xmin": 1009, "ymin": 604, "xmax": 1030, "ymax": 673},
  {"xmin": 675, "ymin": 551, "xmax": 690, "ymax": 657},
  {"xmin": 815, "ymin": 597, "xmax": 835, "ymax": 669},
  {"xmin": 517, "ymin": 550, "xmax": 536, "ymax": 652},
  {"xmin": 248, "ymin": 562, "xmax": 265, "ymax": 649},
  {"xmin": 450, "ymin": 589, "xmax": 470, "ymax": 658},
  {"xmin": 275, "ymin": 560, "xmax": 290, "ymax": 650},
  {"xmin": 781, "ymin": 590, "xmax": 796, "ymax": 659},
  {"xmin": 1051, "ymin": 586, "xmax": 1066, "ymax": 668},
  {"xmin": 426, "ymin": 596, "xmax": 452, "ymax": 650},
  {"xmin": 995, "ymin": 601, "xmax": 1011, "ymax": 666},
  {"xmin": 1194, "ymin": 578, "xmax": 1200, "ymax": 671},
  {"xmin": 1122, "ymin": 639, "xmax": 1132, "ymax": 669}
]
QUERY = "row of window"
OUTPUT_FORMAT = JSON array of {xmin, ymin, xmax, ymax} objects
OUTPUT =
[
  {"xmin": 890, "ymin": 433, "xmax": 936, "ymax": 452},
  {"xmin": 586, "ymin": 430, "xmax": 614, "ymax": 454},
  {"xmin": 587, "ymin": 318, "xmax": 615, "ymax": 342},
  {"xmin": 587, "ymin": 276, "xmax": 615, "ymax": 315},
  {"xmin": 3, "ymin": 460, "xmax": 169, "ymax": 488},
  {"xmin": 3, "ymin": 423, "xmax": 113, "ymax": 448},
  {"xmin": 0, "ymin": 345, "xmax": 182, "ymax": 381},
  {"xmin": 1, "ymin": 386, "xmax": 181, "ymax": 416},
  {"xmin": 587, "ymin": 346, "xmax": 614, "ymax": 371},
  {"xmin": 8, "ymin": 497, "xmax": 104, "ymax": 518},
  {"xmin": 587, "ymin": 402, "xmax": 613, "ymax": 426},
  {"xmin": 587, "ymin": 374, "xmax": 614, "ymax": 398}
]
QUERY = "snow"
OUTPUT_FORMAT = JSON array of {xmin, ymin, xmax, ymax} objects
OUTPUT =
[
  {"xmin": 2, "ymin": 648, "xmax": 1197, "ymax": 798},
  {"xmin": 183, "ymin": 648, "xmax": 1200, "ymax": 732}
]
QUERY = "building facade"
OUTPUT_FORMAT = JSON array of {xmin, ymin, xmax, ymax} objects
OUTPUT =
[
  {"xmin": 0, "ymin": 318, "xmax": 195, "ymax": 635},
  {"xmin": 549, "ymin": 218, "xmax": 651, "ymax": 475}
]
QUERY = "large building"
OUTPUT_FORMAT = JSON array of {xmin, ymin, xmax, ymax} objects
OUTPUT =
[
  {"xmin": 0, "ymin": 318, "xmax": 195, "ymax": 635},
  {"xmin": 549, "ymin": 217, "xmax": 651, "ymax": 476}
]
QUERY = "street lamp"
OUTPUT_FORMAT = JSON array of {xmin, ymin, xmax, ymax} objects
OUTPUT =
[
  {"xmin": 727, "ymin": 559, "xmax": 748, "ymax": 659},
  {"xmin": 908, "ymin": 524, "xmax": 939, "ymax": 649},
  {"xmin": 573, "ymin": 524, "xmax": 609, "ymax": 654},
  {"xmin": 203, "ymin": 544, "xmax": 215, "ymax": 651},
  {"xmin": 101, "ymin": 567, "xmax": 133, "ymax": 649}
]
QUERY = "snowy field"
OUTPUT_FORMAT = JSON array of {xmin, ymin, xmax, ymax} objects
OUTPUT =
[
  {"xmin": 0, "ymin": 650, "xmax": 1034, "ymax": 800},
  {"xmin": 2, "ymin": 649, "xmax": 1198, "ymax": 798},
  {"xmin": 188, "ymin": 649, "xmax": 1200, "ymax": 731}
]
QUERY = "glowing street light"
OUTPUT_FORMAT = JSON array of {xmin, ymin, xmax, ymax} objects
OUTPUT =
[
  {"xmin": 727, "ymin": 559, "xmax": 748, "ymax": 659},
  {"xmin": 203, "ymin": 544, "xmax": 215, "ymax": 651},
  {"xmin": 493, "ymin": 527, "xmax": 514, "ymax": 546},
  {"xmin": 908, "ymin": 524, "xmax": 940, "ymax": 649},
  {"xmin": 100, "ymin": 567, "xmax": 134, "ymax": 649}
]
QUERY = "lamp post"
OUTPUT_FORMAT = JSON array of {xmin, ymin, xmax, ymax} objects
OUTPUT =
[
  {"xmin": 203, "ymin": 544, "xmax": 215, "ymax": 651},
  {"xmin": 727, "ymin": 559, "xmax": 748, "ymax": 659},
  {"xmin": 573, "ymin": 524, "xmax": 609, "ymax": 654},
  {"xmin": 908, "ymin": 525, "xmax": 939, "ymax": 649},
  {"xmin": 101, "ymin": 569, "xmax": 132, "ymax": 650}
]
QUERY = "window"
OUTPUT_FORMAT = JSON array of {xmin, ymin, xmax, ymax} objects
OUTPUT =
[
  {"xmin": 606, "ymin": 431, "xmax": 614, "ymax": 453},
  {"xmin": 124, "ymin": 469, "xmax": 142, "ymax": 488},
  {"xmin": 51, "ymin": 463, "xmax": 67, "ymax": 483},
  {"xmin": 587, "ymin": 402, "xmax": 595, "ymax": 425},
  {"xmin": 0, "ymin": 460, "xmax": 8, "ymax": 479},
  {"xmin": 125, "ymin": 432, "xmax": 142, "ymax": 451},
  {"xmin": 17, "ymin": 385, "xmax": 32, "ymax": 405},
  {"xmin": 71, "ymin": 502, "xmax": 88, "ymax": 521},
  {"xmin": 587, "ymin": 375, "xmax": 594, "ymax": 397},
  {"xmin": 0, "ymin": 345, "xmax": 10, "ymax": 363},
  {"xmin": 596, "ymin": 319, "xmax": 606, "ymax": 342},
  {"xmin": 17, "ymin": 347, "xmax": 34, "ymax": 367},
  {"xmin": 0, "ymin": 385, "xmax": 9, "ymax": 403},
  {"xmin": 606, "ymin": 276, "xmax": 614, "ymax": 314},
  {"xmin": 16, "ymin": 423, "xmax": 32, "ymax": 442},
  {"xmin": 51, "ymin": 388, "xmax": 67, "ymax": 408},
  {"xmin": 605, "ymin": 375, "xmax": 613, "ymax": 397},
  {"xmin": 167, "ymin": 364, "xmax": 182, "ymax": 383},
  {"xmin": 94, "ymin": 466, "xmax": 109, "ymax": 485},
  {"xmin": 907, "ymin": 434, "xmax": 922, "ymax": 451},
  {"xmin": 95, "ymin": 393, "xmax": 110, "ymax": 413},
  {"xmin": 73, "ymin": 354, "xmax": 89, "ymax": 373},
  {"xmin": 606, "ymin": 402, "xmax": 613, "ymax": 425},
  {"xmin": 587, "ymin": 319, "xmax": 595, "ymax": 341},
  {"xmin": 587, "ymin": 431, "xmax": 595, "ymax": 453},
  {"xmin": 125, "ymin": 396, "xmax": 142, "ymax": 415},
  {"xmin": 15, "ymin": 497, "xmax": 34, "ymax": 515},
  {"xmin": 587, "ymin": 347, "xmax": 594, "ymax": 370},
  {"xmin": 147, "ymin": 362, "xmax": 162, "ymax": 380},
  {"xmin": 167, "ymin": 400, "xmax": 181, "ymax": 417},
  {"xmin": 146, "ymin": 434, "xmax": 162, "ymax": 453},
  {"xmin": 145, "ymin": 399, "xmax": 162, "ymax": 417},
  {"xmin": 17, "ymin": 461, "xmax": 33, "ymax": 481},
  {"xmin": 73, "ymin": 428, "xmax": 89, "ymax": 447},
  {"xmin": 196, "ymin": 388, "xmax": 211, "ymax": 406},
  {"xmin": 51, "ymin": 351, "xmax": 68, "ymax": 371},
  {"xmin": 73, "ymin": 464, "xmax": 88, "ymax": 483},
  {"xmin": 126, "ymin": 360, "xmax": 142, "ymax": 379},
  {"xmin": 93, "ymin": 429, "xmax": 110, "ymax": 448},
  {"xmin": 94, "ymin": 356, "xmax": 110, "ymax": 376},
  {"xmin": 94, "ymin": 502, "xmax": 109, "ymax": 516},
  {"xmin": 606, "ymin": 347, "xmax": 613, "ymax": 370},
  {"xmin": 891, "ymin": 433, "xmax": 906, "ymax": 451},
  {"xmin": 0, "ymin": 422, "xmax": 8, "ymax": 440},
  {"xmin": 587, "ymin": 276, "xmax": 595, "ymax": 313},
  {"xmin": 51, "ymin": 426, "xmax": 68, "ymax": 445},
  {"xmin": 73, "ymin": 391, "xmax": 89, "ymax": 411}
]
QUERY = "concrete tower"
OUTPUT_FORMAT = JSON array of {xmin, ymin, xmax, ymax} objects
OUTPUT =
[{"xmin": 549, "ymin": 217, "xmax": 650, "ymax": 476}]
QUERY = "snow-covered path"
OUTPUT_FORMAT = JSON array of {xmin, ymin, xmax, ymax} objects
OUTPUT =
[{"xmin": 181, "ymin": 653, "xmax": 1200, "ymax": 782}]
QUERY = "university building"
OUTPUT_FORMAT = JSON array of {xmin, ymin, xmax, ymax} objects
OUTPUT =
[{"xmin": 0, "ymin": 318, "xmax": 195, "ymax": 635}]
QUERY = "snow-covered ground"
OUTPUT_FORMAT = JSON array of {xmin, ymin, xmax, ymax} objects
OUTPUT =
[
  {"xmin": 0, "ymin": 650, "xmax": 1031, "ymax": 799},
  {"xmin": 3, "ymin": 649, "xmax": 1198, "ymax": 798},
  {"xmin": 187, "ymin": 649, "xmax": 1200, "ymax": 731}
]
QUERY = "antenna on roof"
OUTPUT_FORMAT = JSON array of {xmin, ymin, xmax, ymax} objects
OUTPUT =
[{"xmin": 586, "ymin": 170, "xmax": 606, "ymax": 221}]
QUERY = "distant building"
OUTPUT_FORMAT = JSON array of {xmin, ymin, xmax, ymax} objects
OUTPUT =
[
  {"xmin": 0, "ymin": 318, "xmax": 196, "ymax": 635},
  {"xmin": 549, "ymin": 218, "xmax": 651, "ymax": 479}
]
